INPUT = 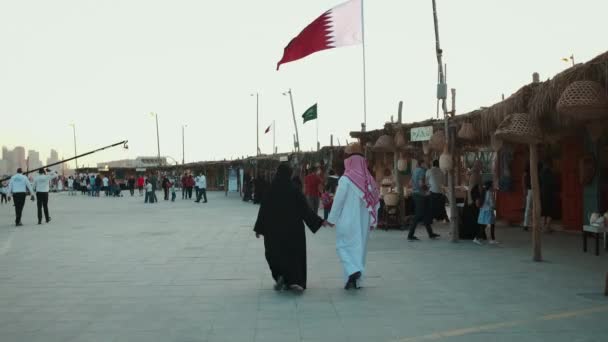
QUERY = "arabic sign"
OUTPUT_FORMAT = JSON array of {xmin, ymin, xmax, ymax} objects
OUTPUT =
[{"xmin": 410, "ymin": 126, "xmax": 433, "ymax": 142}]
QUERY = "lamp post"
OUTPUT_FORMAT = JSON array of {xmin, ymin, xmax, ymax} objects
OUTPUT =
[
  {"xmin": 282, "ymin": 89, "xmax": 300, "ymax": 152},
  {"xmin": 69, "ymin": 123, "xmax": 78, "ymax": 172},
  {"xmin": 182, "ymin": 124, "xmax": 187, "ymax": 165},
  {"xmin": 149, "ymin": 112, "xmax": 161, "ymax": 166},
  {"xmin": 250, "ymin": 93, "xmax": 259, "ymax": 156}
]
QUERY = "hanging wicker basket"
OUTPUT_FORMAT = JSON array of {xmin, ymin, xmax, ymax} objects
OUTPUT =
[
  {"xmin": 373, "ymin": 135, "xmax": 395, "ymax": 152},
  {"xmin": 457, "ymin": 122, "xmax": 477, "ymax": 140},
  {"xmin": 557, "ymin": 81, "xmax": 608, "ymax": 122},
  {"xmin": 394, "ymin": 130, "xmax": 406, "ymax": 148},
  {"xmin": 494, "ymin": 113, "xmax": 542, "ymax": 145},
  {"xmin": 491, "ymin": 134, "xmax": 503, "ymax": 151},
  {"xmin": 429, "ymin": 130, "xmax": 446, "ymax": 151}
]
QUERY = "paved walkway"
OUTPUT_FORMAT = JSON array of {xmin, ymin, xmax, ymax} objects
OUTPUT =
[{"xmin": 0, "ymin": 192, "xmax": 606, "ymax": 342}]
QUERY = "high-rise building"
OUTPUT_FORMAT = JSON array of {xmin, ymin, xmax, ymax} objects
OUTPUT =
[
  {"xmin": 1, "ymin": 147, "xmax": 12, "ymax": 175},
  {"xmin": 47, "ymin": 149, "xmax": 60, "ymax": 171},
  {"xmin": 28, "ymin": 150, "xmax": 43, "ymax": 170},
  {"xmin": 14, "ymin": 146, "xmax": 26, "ymax": 171}
]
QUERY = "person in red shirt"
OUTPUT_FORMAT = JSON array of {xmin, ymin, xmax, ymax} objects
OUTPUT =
[
  {"xmin": 304, "ymin": 167, "xmax": 323, "ymax": 214},
  {"xmin": 136, "ymin": 175, "xmax": 145, "ymax": 196}
]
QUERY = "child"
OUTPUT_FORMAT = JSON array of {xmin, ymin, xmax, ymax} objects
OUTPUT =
[
  {"xmin": 474, "ymin": 181, "xmax": 498, "ymax": 245},
  {"xmin": 0, "ymin": 182, "xmax": 8, "ymax": 204},
  {"xmin": 170, "ymin": 180, "xmax": 176, "ymax": 202},
  {"xmin": 321, "ymin": 184, "xmax": 334, "ymax": 221}
]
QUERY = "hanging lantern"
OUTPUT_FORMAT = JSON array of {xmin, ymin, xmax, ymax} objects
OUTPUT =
[
  {"xmin": 422, "ymin": 142, "xmax": 430, "ymax": 155},
  {"xmin": 373, "ymin": 135, "xmax": 395, "ymax": 152},
  {"xmin": 429, "ymin": 130, "xmax": 446, "ymax": 151},
  {"xmin": 457, "ymin": 122, "xmax": 477, "ymax": 140},
  {"xmin": 439, "ymin": 147, "xmax": 453, "ymax": 171},
  {"xmin": 557, "ymin": 81, "xmax": 608, "ymax": 122}
]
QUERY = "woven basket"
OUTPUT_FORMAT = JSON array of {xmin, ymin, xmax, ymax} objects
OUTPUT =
[
  {"xmin": 429, "ymin": 130, "xmax": 446, "ymax": 151},
  {"xmin": 494, "ymin": 113, "xmax": 541, "ymax": 145},
  {"xmin": 397, "ymin": 158, "xmax": 408, "ymax": 172},
  {"xmin": 557, "ymin": 81, "xmax": 608, "ymax": 122},
  {"xmin": 439, "ymin": 152, "xmax": 453, "ymax": 171},
  {"xmin": 394, "ymin": 131, "xmax": 406, "ymax": 148},
  {"xmin": 373, "ymin": 135, "xmax": 395, "ymax": 152},
  {"xmin": 457, "ymin": 122, "xmax": 477, "ymax": 140},
  {"xmin": 491, "ymin": 134, "xmax": 503, "ymax": 151}
]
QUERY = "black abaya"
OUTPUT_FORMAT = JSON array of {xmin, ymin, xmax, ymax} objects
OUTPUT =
[{"xmin": 254, "ymin": 168, "xmax": 323, "ymax": 289}]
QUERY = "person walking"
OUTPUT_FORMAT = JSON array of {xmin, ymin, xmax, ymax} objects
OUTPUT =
[
  {"xmin": 102, "ymin": 175, "xmax": 110, "ymax": 196},
  {"xmin": 150, "ymin": 173, "xmax": 159, "ymax": 202},
  {"xmin": 254, "ymin": 163, "xmax": 325, "ymax": 293},
  {"xmin": 407, "ymin": 159, "xmax": 440, "ymax": 241},
  {"xmin": 145, "ymin": 179, "xmax": 154, "ymax": 204},
  {"xmin": 181, "ymin": 173, "xmax": 188, "ymax": 200},
  {"xmin": 128, "ymin": 176, "xmax": 136, "ymax": 196},
  {"xmin": 137, "ymin": 175, "xmax": 145, "ymax": 196},
  {"xmin": 304, "ymin": 167, "xmax": 323, "ymax": 214},
  {"xmin": 474, "ymin": 181, "xmax": 499, "ymax": 245},
  {"xmin": 33, "ymin": 168, "xmax": 58, "ymax": 225},
  {"xmin": 327, "ymin": 148, "xmax": 380, "ymax": 290},
  {"xmin": 195, "ymin": 173, "xmax": 208, "ymax": 203},
  {"xmin": 186, "ymin": 174, "xmax": 195, "ymax": 199},
  {"xmin": 1, "ymin": 181, "xmax": 9, "ymax": 204},
  {"xmin": 162, "ymin": 175, "xmax": 170, "ymax": 201},
  {"xmin": 540, "ymin": 162, "xmax": 557, "ymax": 233},
  {"xmin": 7, "ymin": 168, "xmax": 35, "ymax": 226},
  {"xmin": 426, "ymin": 160, "xmax": 449, "ymax": 223}
]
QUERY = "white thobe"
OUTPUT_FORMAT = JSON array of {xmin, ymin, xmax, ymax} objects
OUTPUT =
[{"xmin": 327, "ymin": 177, "xmax": 379, "ymax": 284}]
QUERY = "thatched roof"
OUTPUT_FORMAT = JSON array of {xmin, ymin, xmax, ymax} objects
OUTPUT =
[
  {"xmin": 351, "ymin": 50, "xmax": 608, "ymax": 146},
  {"xmin": 529, "ymin": 51, "xmax": 608, "ymax": 128}
]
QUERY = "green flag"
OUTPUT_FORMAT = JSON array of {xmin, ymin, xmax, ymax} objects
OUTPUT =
[{"xmin": 301, "ymin": 103, "xmax": 317, "ymax": 124}]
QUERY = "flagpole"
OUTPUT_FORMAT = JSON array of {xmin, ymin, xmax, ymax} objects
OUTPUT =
[
  {"xmin": 361, "ymin": 0, "xmax": 368, "ymax": 132},
  {"xmin": 316, "ymin": 111, "xmax": 319, "ymax": 151}
]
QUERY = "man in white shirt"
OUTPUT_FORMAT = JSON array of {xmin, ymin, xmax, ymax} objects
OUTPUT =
[
  {"xmin": 195, "ymin": 173, "xmax": 208, "ymax": 203},
  {"xmin": 426, "ymin": 160, "xmax": 449, "ymax": 223},
  {"xmin": 102, "ymin": 176, "xmax": 110, "ymax": 196},
  {"xmin": 7, "ymin": 168, "xmax": 35, "ymax": 226},
  {"xmin": 33, "ymin": 168, "xmax": 58, "ymax": 225}
]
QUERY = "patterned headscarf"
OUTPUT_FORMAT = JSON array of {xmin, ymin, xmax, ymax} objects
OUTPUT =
[{"xmin": 343, "ymin": 154, "xmax": 380, "ymax": 225}]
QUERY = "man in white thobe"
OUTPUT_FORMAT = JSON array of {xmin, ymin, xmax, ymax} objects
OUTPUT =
[{"xmin": 327, "ymin": 152, "xmax": 380, "ymax": 290}]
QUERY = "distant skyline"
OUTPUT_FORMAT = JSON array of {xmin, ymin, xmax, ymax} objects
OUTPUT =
[{"xmin": 1, "ymin": 0, "xmax": 606, "ymax": 167}]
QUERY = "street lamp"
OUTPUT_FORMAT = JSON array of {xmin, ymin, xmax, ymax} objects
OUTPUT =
[
  {"xmin": 68, "ymin": 123, "xmax": 78, "ymax": 172},
  {"xmin": 149, "ymin": 112, "xmax": 161, "ymax": 166},
  {"xmin": 182, "ymin": 124, "xmax": 187, "ymax": 165},
  {"xmin": 282, "ymin": 89, "xmax": 300, "ymax": 152},
  {"xmin": 250, "ymin": 93, "xmax": 260, "ymax": 156}
]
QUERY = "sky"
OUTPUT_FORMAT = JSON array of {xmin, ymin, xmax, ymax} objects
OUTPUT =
[{"xmin": 1, "ymin": 0, "xmax": 606, "ymax": 168}]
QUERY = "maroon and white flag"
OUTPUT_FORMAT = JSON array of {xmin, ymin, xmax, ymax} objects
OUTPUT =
[{"xmin": 277, "ymin": 0, "xmax": 362, "ymax": 70}]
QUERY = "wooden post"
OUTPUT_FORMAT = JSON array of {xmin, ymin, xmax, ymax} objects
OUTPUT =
[
  {"xmin": 449, "ymin": 89, "xmax": 458, "ymax": 242},
  {"xmin": 529, "ymin": 144, "xmax": 542, "ymax": 261}
]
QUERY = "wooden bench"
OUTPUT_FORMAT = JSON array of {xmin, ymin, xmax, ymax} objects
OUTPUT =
[{"xmin": 583, "ymin": 225, "xmax": 607, "ymax": 256}]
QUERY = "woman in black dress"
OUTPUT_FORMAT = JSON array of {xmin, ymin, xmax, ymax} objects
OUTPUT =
[
  {"xmin": 540, "ymin": 163, "xmax": 556, "ymax": 233},
  {"xmin": 254, "ymin": 163, "xmax": 325, "ymax": 293}
]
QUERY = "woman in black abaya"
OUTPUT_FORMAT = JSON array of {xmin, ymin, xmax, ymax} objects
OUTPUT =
[{"xmin": 254, "ymin": 163, "xmax": 325, "ymax": 293}]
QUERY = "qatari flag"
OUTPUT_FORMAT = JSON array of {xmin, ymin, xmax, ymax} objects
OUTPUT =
[{"xmin": 277, "ymin": 0, "xmax": 362, "ymax": 70}]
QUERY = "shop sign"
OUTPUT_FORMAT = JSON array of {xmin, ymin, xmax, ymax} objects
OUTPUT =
[{"xmin": 411, "ymin": 126, "xmax": 433, "ymax": 142}]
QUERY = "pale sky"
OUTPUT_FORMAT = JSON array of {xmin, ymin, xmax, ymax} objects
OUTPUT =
[{"xmin": 1, "ymin": 0, "xmax": 606, "ymax": 168}]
